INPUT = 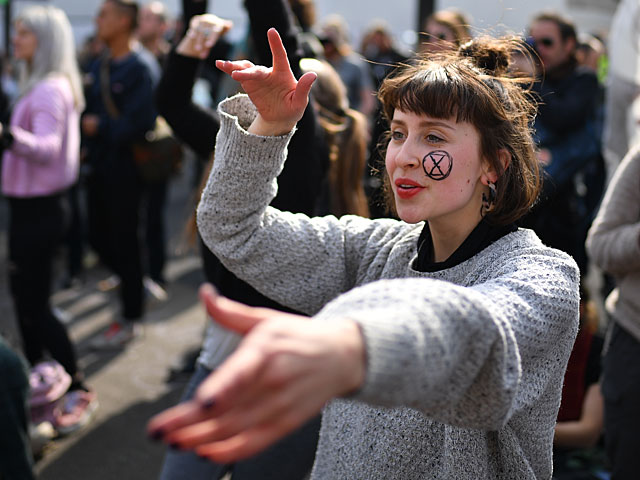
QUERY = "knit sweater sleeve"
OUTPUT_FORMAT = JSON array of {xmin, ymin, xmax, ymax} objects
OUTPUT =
[
  {"xmin": 316, "ymin": 242, "xmax": 580, "ymax": 430},
  {"xmin": 586, "ymin": 147, "xmax": 640, "ymax": 274},
  {"xmin": 197, "ymin": 94, "xmax": 409, "ymax": 315}
]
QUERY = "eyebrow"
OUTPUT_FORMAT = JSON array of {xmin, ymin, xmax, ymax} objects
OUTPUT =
[{"xmin": 390, "ymin": 119, "xmax": 455, "ymax": 130}]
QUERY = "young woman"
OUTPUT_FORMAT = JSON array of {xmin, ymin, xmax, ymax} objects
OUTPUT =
[
  {"xmin": 1, "ymin": 5, "xmax": 97, "ymax": 433},
  {"xmin": 148, "ymin": 30, "xmax": 580, "ymax": 479}
]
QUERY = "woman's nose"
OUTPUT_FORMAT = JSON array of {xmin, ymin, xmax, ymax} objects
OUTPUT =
[{"xmin": 395, "ymin": 142, "xmax": 421, "ymax": 169}]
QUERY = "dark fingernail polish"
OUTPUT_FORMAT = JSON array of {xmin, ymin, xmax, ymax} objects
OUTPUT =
[
  {"xmin": 169, "ymin": 442, "xmax": 183, "ymax": 451},
  {"xmin": 149, "ymin": 429, "xmax": 164, "ymax": 441},
  {"xmin": 201, "ymin": 398, "xmax": 216, "ymax": 410}
]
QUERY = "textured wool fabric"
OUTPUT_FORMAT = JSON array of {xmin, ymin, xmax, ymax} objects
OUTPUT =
[
  {"xmin": 587, "ymin": 145, "xmax": 640, "ymax": 341},
  {"xmin": 196, "ymin": 95, "xmax": 581, "ymax": 479}
]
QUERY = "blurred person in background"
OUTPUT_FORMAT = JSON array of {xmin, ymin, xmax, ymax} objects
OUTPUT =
[
  {"xmin": 360, "ymin": 20, "xmax": 408, "ymax": 90},
  {"xmin": 586, "ymin": 144, "xmax": 640, "ymax": 480},
  {"xmin": 602, "ymin": 0, "xmax": 640, "ymax": 182},
  {"xmin": 575, "ymin": 33, "xmax": 606, "ymax": 79},
  {"xmin": 520, "ymin": 10, "xmax": 604, "ymax": 275},
  {"xmin": 418, "ymin": 8, "xmax": 472, "ymax": 55},
  {"xmin": 82, "ymin": 0, "xmax": 156, "ymax": 348},
  {"xmin": 553, "ymin": 284, "xmax": 607, "ymax": 479},
  {"xmin": 317, "ymin": 14, "xmax": 375, "ymax": 115},
  {"xmin": 136, "ymin": 1, "xmax": 173, "ymax": 301},
  {"xmin": 0, "ymin": 335, "xmax": 35, "ymax": 480},
  {"xmin": 155, "ymin": 0, "xmax": 330, "ymax": 476},
  {"xmin": 360, "ymin": 20, "xmax": 409, "ymax": 218},
  {"xmin": 137, "ymin": 1, "xmax": 170, "ymax": 65},
  {"xmin": 0, "ymin": 5, "xmax": 98, "ymax": 434},
  {"xmin": 300, "ymin": 57, "xmax": 370, "ymax": 218}
]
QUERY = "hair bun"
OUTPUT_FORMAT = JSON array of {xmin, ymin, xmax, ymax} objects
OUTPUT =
[{"xmin": 458, "ymin": 37, "xmax": 510, "ymax": 76}]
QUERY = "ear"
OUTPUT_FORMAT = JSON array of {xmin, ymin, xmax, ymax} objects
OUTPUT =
[
  {"xmin": 564, "ymin": 37, "xmax": 577, "ymax": 57},
  {"xmin": 482, "ymin": 149, "xmax": 511, "ymax": 185}
]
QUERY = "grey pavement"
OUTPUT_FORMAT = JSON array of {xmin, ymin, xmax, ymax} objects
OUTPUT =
[{"xmin": 0, "ymin": 158, "xmax": 213, "ymax": 480}]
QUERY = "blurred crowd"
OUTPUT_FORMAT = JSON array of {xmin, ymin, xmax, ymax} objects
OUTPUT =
[{"xmin": 0, "ymin": 0, "xmax": 639, "ymax": 479}]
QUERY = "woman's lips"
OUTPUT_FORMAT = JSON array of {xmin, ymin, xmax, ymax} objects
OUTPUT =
[{"xmin": 395, "ymin": 178, "xmax": 424, "ymax": 199}]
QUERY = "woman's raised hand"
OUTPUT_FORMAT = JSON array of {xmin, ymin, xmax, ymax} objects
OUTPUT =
[
  {"xmin": 176, "ymin": 14, "xmax": 232, "ymax": 59},
  {"xmin": 147, "ymin": 284, "xmax": 365, "ymax": 463},
  {"xmin": 216, "ymin": 28, "xmax": 317, "ymax": 136}
]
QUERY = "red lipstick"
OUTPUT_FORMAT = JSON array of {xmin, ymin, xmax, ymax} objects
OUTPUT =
[{"xmin": 394, "ymin": 178, "xmax": 423, "ymax": 199}]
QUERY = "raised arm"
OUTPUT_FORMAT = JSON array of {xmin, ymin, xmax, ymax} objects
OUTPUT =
[
  {"xmin": 196, "ymin": 92, "xmax": 408, "ymax": 314},
  {"xmin": 156, "ymin": 15, "xmax": 231, "ymax": 158},
  {"xmin": 242, "ymin": 1, "xmax": 329, "ymax": 216}
]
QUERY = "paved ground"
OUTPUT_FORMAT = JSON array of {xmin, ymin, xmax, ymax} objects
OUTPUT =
[{"xmin": 0, "ymin": 159, "xmax": 213, "ymax": 479}]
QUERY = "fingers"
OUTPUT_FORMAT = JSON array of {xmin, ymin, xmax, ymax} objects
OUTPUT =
[
  {"xmin": 215, "ymin": 59, "xmax": 256, "ymax": 75},
  {"xmin": 164, "ymin": 389, "xmax": 293, "ymax": 449},
  {"xmin": 193, "ymin": 340, "xmax": 266, "ymax": 409},
  {"xmin": 292, "ymin": 71, "xmax": 317, "ymax": 109},
  {"xmin": 199, "ymin": 283, "xmax": 270, "ymax": 334},
  {"xmin": 267, "ymin": 28, "xmax": 291, "ymax": 73},
  {"xmin": 195, "ymin": 424, "xmax": 297, "ymax": 463},
  {"xmin": 147, "ymin": 400, "xmax": 210, "ymax": 439}
]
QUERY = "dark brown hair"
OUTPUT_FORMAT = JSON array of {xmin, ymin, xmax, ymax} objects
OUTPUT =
[
  {"xmin": 107, "ymin": 0, "xmax": 139, "ymax": 32},
  {"xmin": 377, "ymin": 36, "xmax": 541, "ymax": 225}
]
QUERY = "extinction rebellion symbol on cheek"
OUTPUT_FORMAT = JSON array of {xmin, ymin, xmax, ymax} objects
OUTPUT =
[{"xmin": 422, "ymin": 150, "xmax": 453, "ymax": 181}]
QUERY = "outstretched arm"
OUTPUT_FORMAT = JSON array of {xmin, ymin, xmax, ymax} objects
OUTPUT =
[
  {"xmin": 148, "ymin": 284, "xmax": 365, "ymax": 462},
  {"xmin": 216, "ymin": 28, "xmax": 316, "ymax": 136}
]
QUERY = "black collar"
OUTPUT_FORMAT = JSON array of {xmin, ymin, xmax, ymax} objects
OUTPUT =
[{"xmin": 414, "ymin": 219, "xmax": 517, "ymax": 272}]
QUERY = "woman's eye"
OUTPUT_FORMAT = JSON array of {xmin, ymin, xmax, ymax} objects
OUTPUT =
[
  {"xmin": 426, "ymin": 134, "xmax": 444, "ymax": 143},
  {"xmin": 391, "ymin": 131, "xmax": 405, "ymax": 141}
]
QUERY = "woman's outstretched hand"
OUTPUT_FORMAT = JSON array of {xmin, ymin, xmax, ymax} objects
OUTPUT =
[
  {"xmin": 216, "ymin": 28, "xmax": 317, "ymax": 136},
  {"xmin": 147, "ymin": 283, "xmax": 365, "ymax": 463}
]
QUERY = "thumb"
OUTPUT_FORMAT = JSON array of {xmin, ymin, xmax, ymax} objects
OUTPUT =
[
  {"xmin": 291, "ymin": 71, "xmax": 317, "ymax": 111},
  {"xmin": 199, "ymin": 283, "xmax": 268, "ymax": 334}
]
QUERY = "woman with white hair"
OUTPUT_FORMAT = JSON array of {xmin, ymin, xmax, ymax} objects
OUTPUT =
[{"xmin": 0, "ymin": 5, "xmax": 97, "ymax": 434}]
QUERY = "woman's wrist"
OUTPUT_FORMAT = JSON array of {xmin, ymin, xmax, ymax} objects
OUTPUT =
[
  {"xmin": 248, "ymin": 114, "xmax": 296, "ymax": 137},
  {"xmin": 334, "ymin": 319, "xmax": 367, "ymax": 395}
]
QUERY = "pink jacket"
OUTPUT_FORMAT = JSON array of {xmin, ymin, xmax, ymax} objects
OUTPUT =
[{"xmin": 2, "ymin": 75, "xmax": 80, "ymax": 197}]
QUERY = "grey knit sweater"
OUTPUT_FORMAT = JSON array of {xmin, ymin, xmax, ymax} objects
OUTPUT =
[
  {"xmin": 196, "ymin": 95, "xmax": 580, "ymax": 479},
  {"xmin": 587, "ymin": 146, "xmax": 640, "ymax": 341}
]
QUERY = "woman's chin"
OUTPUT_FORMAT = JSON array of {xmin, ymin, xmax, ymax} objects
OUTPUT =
[{"xmin": 397, "ymin": 211, "xmax": 428, "ymax": 224}]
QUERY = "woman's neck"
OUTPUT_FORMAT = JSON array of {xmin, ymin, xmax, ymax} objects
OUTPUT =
[{"xmin": 429, "ymin": 216, "xmax": 482, "ymax": 263}]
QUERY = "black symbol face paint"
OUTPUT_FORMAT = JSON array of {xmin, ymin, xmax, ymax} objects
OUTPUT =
[{"xmin": 422, "ymin": 150, "xmax": 453, "ymax": 181}]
